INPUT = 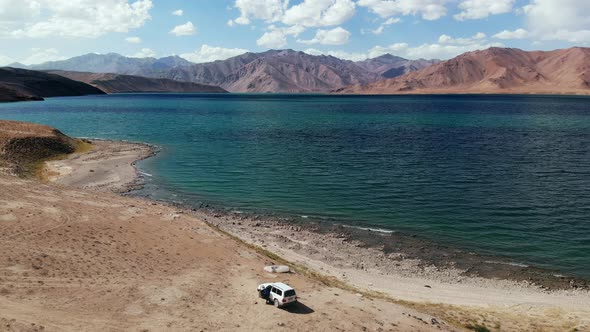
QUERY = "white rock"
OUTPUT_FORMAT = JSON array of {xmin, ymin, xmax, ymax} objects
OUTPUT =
[{"xmin": 263, "ymin": 265, "xmax": 290, "ymax": 273}]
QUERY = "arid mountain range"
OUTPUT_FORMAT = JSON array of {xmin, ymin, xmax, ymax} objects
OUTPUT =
[
  {"xmin": 5, "ymin": 47, "xmax": 590, "ymax": 96},
  {"xmin": 46, "ymin": 71, "xmax": 227, "ymax": 94},
  {"xmin": 15, "ymin": 50, "xmax": 438, "ymax": 93},
  {"xmin": 0, "ymin": 67, "xmax": 104, "ymax": 102},
  {"xmin": 335, "ymin": 47, "xmax": 590, "ymax": 95}
]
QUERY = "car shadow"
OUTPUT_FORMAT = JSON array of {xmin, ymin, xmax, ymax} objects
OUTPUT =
[{"xmin": 282, "ymin": 301, "xmax": 314, "ymax": 314}]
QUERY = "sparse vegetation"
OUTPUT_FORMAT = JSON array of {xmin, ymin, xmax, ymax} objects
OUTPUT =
[
  {"xmin": 466, "ymin": 324, "xmax": 491, "ymax": 332},
  {"xmin": 32, "ymin": 138, "xmax": 94, "ymax": 181},
  {"xmin": 0, "ymin": 120, "xmax": 91, "ymax": 178}
]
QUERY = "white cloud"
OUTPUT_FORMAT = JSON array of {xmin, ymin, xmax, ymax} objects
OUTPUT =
[
  {"xmin": 130, "ymin": 48, "xmax": 156, "ymax": 58},
  {"xmin": 282, "ymin": 0, "xmax": 356, "ymax": 27},
  {"xmin": 230, "ymin": 0, "xmax": 355, "ymax": 30},
  {"xmin": 368, "ymin": 41, "xmax": 504, "ymax": 60},
  {"xmin": 0, "ymin": 53, "xmax": 14, "ymax": 66},
  {"xmin": 230, "ymin": 0, "xmax": 288, "ymax": 25},
  {"xmin": 493, "ymin": 28, "xmax": 529, "ymax": 39},
  {"xmin": 357, "ymin": 0, "xmax": 449, "ymax": 20},
  {"xmin": 438, "ymin": 32, "xmax": 487, "ymax": 45},
  {"xmin": 473, "ymin": 32, "xmax": 486, "ymax": 39},
  {"xmin": 255, "ymin": 25, "xmax": 305, "ymax": 49},
  {"xmin": 257, "ymin": 29, "xmax": 287, "ymax": 48},
  {"xmin": 21, "ymin": 48, "xmax": 66, "ymax": 65},
  {"xmin": 357, "ymin": 32, "xmax": 502, "ymax": 60},
  {"xmin": 368, "ymin": 17, "xmax": 401, "ymax": 35},
  {"xmin": 0, "ymin": 0, "xmax": 41, "ymax": 22},
  {"xmin": 170, "ymin": 21, "xmax": 196, "ymax": 36},
  {"xmin": 297, "ymin": 27, "xmax": 351, "ymax": 45},
  {"xmin": 454, "ymin": 0, "xmax": 514, "ymax": 21},
  {"xmin": 5, "ymin": 0, "xmax": 153, "ymax": 38},
  {"xmin": 524, "ymin": 0, "xmax": 590, "ymax": 42},
  {"xmin": 172, "ymin": 9, "xmax": 183, "ymax": 16},
  {"xmin": 125, "ymin": 36, "xmax": 142, "ymax": 43},
  {"xmin": 304, "ymin": 48, "xmax": 369, "ymax": 61},
  {"xmin": 180, "ymin": 45, "xmax": 249, "ymax": 63},
  {"xmin": 306, "ymin": 31, "xmax": 503, "ymax": 62}
]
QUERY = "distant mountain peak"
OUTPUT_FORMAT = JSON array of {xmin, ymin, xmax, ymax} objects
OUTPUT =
[
  {"xmin": 25, "ymin": 49, "xmax": 439, "ymax": 93},
  {"xmin": 6, "ymin": 62, "xmax": 29, "ymax": 69},
  {"xmin": 374, "ymin": 53, "xmax": 406, "ymax": 60}
]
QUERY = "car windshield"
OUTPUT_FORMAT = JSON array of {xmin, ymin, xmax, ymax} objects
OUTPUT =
[{"xmin": 284, "ymin": 290, "xmax": 296, "ymax": 297}]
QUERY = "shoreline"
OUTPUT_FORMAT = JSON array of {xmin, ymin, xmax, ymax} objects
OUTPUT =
[
  {"xmin": 43, "ymin": 139, "xmax": 157, "ymax": 193},
  {"xmin": 130, "ymin": 191, "xmax": 590, "ymax": 291},
  {"xmin": 182, "ymin": 208, "xmax": 590, "ymax": 303},
  {"xmin": 130, "ymin": 168, "xmax": 590, "ymax": 291},
  {"xmin": 24, "ymin": 137, "xmax": 590, "ymax": 330},
  {"xmin": 47, "ymin": 140, "xmax": 590, "ymax": 294}
]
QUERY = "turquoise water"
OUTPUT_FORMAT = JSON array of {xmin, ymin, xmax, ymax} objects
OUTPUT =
[{"xmin": 1, "ymin": 93, "xmax": 590, "ymax": 278}]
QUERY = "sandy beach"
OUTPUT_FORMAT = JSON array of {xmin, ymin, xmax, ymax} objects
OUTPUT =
[
  {"xmin": 2, "ymin": 138, "xmax": 590, "ymax": 331},
  {"xmin": 43, "ymin": 140, "xmax": 155, "ymax": 193}
]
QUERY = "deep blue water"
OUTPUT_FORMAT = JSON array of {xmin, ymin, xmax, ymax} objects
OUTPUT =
[{"xmin": 1, "ymin": 93, "xmax": 590, "ymax": 278}]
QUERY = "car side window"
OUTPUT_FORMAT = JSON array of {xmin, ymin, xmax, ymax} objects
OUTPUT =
[
  {"xmin": 271, "ymin": 287, "xmax": 277, "ymax": 294},
  {"xmin": 276, "ymin": 289, "xmax": 282, "ymax": 296}
]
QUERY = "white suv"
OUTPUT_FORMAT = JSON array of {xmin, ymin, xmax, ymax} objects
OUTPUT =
[{"xmin": 257, "ymin": 282, "xmax": 297, "ymax": 308}]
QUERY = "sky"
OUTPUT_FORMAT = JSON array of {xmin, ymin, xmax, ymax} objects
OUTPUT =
[{"xmin": 0, "ymin": 0, "xmax": 589, "ymax": 65}]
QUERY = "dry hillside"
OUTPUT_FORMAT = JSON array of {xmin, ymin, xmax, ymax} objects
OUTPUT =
[
  {"xmin": 48, "ymin": 71, "xmax": 227, "ymax": 94},
  {"xmin": 335, "ymin": 47, "xmax": 590, "ymax": 95},
  {"xmin": 0, "ymin": 67, "xmax": 105, "ymax": 102},
  {"xmin": 0, "ymin": 120, "xmax": 78, "ymax": 175}
]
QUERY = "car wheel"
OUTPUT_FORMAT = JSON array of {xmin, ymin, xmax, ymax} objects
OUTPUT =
[{"xmin": 274, "ymin": 299, "xmax": 280, "ymax": 308}]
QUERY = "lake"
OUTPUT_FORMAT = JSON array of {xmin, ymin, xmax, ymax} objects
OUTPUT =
[{"xmin": 1, "ymin": 93, "xmax": 590, "ymax": 278}]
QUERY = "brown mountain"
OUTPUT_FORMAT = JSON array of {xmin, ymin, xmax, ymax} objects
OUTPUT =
[
  {"xmin": 221, "ymin": 50, "xmax": 381, "ymax": 92},
  {"xmin": 27, "ymin": 50, "xmax": 437, "ymax": 93},
  {"xmin": 164, "ymin": 50, "xmax": 381, "ymax": 92},
  {"xmin": 158, "ymin": 50, "xmax": 437, "ymax": 92},
  {"xmin": 47, "ymin": 71, "xmax": 227, "ymax": 93},
  {"xmin": 0, "ymin": 67, "xmax": 105, "ymax": 102},
  {"xmin": 334, "ymin": 47, "xmax": 590, "ymax": 95},
  {"xmin": 355, "ymin": 54, "xmax": 439, "ymax": 78}
]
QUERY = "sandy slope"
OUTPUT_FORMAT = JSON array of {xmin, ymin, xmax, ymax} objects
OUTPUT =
[
  {"xmin": 39, "ymin": 140, "xmax": 590, "ymax": 331},
  {"xmin": 44, "ymin": 140, "xmax": 154, "ymax": 193},
  {"xmin": 0, "ymin": 142, "xmax": 450, "ymax": 331}
]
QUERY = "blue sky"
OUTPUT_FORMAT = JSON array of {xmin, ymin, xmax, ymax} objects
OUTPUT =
[{"xmin": 1, "ymin": 0, "xmax": 588, "ymax": 65}]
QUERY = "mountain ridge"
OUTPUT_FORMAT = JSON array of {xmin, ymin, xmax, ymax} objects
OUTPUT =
[
  {"xmin": 46, "ymin": 71, "xmax": 227, "ymax": 94},
  {"xmin": 334, "ymin": 47, "xmax": 590, "ymax": 95},
  {"xmin": 24, "ymin": 50, "xmax": 437, "ymax": 93},
  {"xmin": 0, "ymin": 67, "xmax": 105, "ymax": 102}
]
